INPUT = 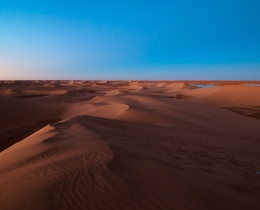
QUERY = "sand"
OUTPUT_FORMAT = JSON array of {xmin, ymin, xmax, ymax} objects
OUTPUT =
[{"xmin": 0, "ymin": 80, "xmax": 260, "ymax": 210}]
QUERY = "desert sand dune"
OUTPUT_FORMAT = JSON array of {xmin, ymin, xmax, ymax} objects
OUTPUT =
[
  {"xmin": 43, "ymin": 83, "xmax": 55, "ymax": 88},
  {"xmin": 0, "ymin": 88, "xmax": 22, "ymax": 96},
  {"xmin": 123, "ymin": 84, "xmax": 143, "ymax": 92},
  {"xmin": 203, "ymin": 85, "xmax": 260, "ymax": 106},
  {"xmin": 0, "ymin": 124, "xmax": 57, "ymax": 171},
  {"xmin": 97, "ymin": 80, "xmax": 107, "ymax": 84},
  {"xmin": 62, "ymin": 103, "xmax": 129, "ymax": 119},
  {"xmin": 1, "ymin": 115, "xmax": 260, "ymax": 210},
  {"xmin": 181, "ymin": 85, "xmax": 260, "ymax": 106},
  {"xmin": 104, "ymin": 89, "xmax": 120, "ymax": 96},
  {"xmin": 23, "ymin": 89, "xmax": 67, "ymax": 96},
  {"xmin": 0, "ymin": 81, "xmax": 260, "ymax": 210},
  {"xmin": 155, "ymin": 82, "xmax": 167, "ymax": 88},
  {"xmin": 76, "ymin": 93, "xmax": 260, "ymax": 138},
  {"xmin": 163, "ymin": 82, "xmax": 185, "ymax": 92}
]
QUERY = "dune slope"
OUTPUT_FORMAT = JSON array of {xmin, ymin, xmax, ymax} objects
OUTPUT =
[
  {"xmin": 1, "ymin": 80, "xmax": 260, "ymax": 210},
  {"xmin": 1, "ymin": 115, "xmax": 260, "ymax": 210}
]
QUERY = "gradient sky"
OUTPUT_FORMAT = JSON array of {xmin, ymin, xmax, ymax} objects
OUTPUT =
[{"xmin": 1, "ymin": 0, "xmax": 260, "ymax": 80}]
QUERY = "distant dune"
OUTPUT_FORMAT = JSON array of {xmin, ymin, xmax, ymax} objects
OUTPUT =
[{"xmin": 0, "ymin": 80, "xmax": 260, "ymax": 210}]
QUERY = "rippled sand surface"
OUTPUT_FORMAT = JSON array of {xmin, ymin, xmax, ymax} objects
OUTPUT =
[{"xmin": 1, "ymin": 80, "xmax": 260, "ymax": 210}]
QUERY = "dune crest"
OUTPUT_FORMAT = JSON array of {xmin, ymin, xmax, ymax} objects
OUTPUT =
[
  {"xmin": 105, "ymin": 89, "xmax": 120, "ymax": 96},
  {"xmin": 0, "ymin": 124, "xmax": 57, "ymax": 172},
  {"xmin": 62, "ymin": 102, "xmax": 129, "ymax": 120},
  {"xmin": 164, "ymin": 82, "xmax": 185, "ymax": 92}
]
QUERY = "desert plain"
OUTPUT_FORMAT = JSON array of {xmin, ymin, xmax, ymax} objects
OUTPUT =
[{"xmin": 0, "ymin": 80, "xmax": 260, "ymax": 210}]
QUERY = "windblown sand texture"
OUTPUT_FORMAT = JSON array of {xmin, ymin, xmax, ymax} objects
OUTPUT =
[{"xmin": 0, "ymin": 80, "xmax": 260, "ymax": 210}]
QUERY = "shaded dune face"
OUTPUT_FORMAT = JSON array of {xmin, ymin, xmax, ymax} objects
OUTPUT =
[
  {"xmin": 1, "ymin": 116, "xmax": 260, "ymax": 210},
  {"xmin": 14, "ymin": 94, "xmax": 49, "ymax": 98},
  {"xmin": 0, "ymin": 80, "xmax": 260, "ymax": 210},
  {"xmin": 0, "ymin": 118, "xmax": 60, "ymax": 152}
]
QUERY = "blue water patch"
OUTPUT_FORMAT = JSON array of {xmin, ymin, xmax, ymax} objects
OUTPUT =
[
  {"xmin": 243, "ymin": 84, "xmax": 260, "ymax": 87},
  {"xmin": 192, "ymin": 84, "xmax": 216, "ymax": 88}
]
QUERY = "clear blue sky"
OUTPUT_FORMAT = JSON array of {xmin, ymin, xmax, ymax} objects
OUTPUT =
[{"xmin": 1, "ymin": 0, "xmax": 260, "ymax": 80}]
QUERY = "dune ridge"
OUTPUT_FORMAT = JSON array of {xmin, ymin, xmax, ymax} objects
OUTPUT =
[{"xmin": 0, "ymin": 80, "xmax": 260, "ymax": 210}]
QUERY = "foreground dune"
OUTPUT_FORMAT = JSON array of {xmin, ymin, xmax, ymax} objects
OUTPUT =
[{"xmin": 0, "ymin": 80, "xmax": 260, "ymax": 210}]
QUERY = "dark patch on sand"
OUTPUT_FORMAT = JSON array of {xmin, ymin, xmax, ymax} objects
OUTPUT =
[
  {"xmin": 222, "ymin": 106, "xmax": 260, "ymax": 120},
  {"xmin": 149, "ymin": 94, "xmax": 192, "ymax": 99},
  {"xmin": 14, "ymin": 94, "xmax": 49, "ymax": 98},
  {"xmin": 68, "ymin": 89, "xmax": 96, "ymax": 93},
  {"xmin": 169, "ymin": 94, "xmax": 192, "ymax": 99}
]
